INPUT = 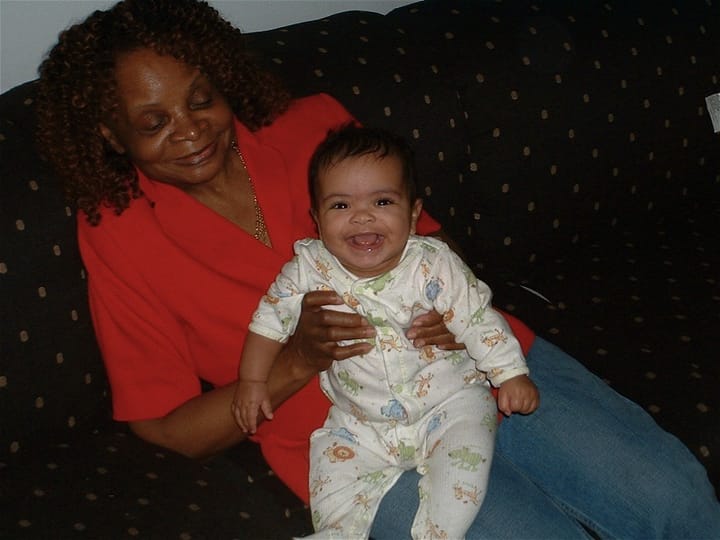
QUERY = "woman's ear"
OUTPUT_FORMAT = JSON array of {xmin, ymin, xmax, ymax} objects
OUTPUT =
[
  {"xmin": 409, "ymin": 198, "xmax": 423, "ymax": 234},
  {"xmin": 98, "ymin": 122, "xmax": 126, "ymax": 154}
]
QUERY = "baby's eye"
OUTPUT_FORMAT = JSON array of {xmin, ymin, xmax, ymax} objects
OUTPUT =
[
  {"xmin": 376, "ymin": 198, "xmax": 394, "ymax": 206},
  {"xmin": 330, "ymin": 202, "xmax": 348, "ymax": 210}
]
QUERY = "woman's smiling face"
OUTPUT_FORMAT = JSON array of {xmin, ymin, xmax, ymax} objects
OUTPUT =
[
  {"xmin": 311, "ymin": 152, "xmax": 422, "ymax": 278},
  {"xmin": 99, "ymin": 48, "xmax": 236, "ymax": 190}
]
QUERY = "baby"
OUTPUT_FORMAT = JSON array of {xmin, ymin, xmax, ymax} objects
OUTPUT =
[{"xmin": 233, "ymin": 124, "xmax": 539, "ymax": 539}]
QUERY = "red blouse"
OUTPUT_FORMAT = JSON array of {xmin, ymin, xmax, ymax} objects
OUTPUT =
[{"xmin": 78, "ymin": 93, "xmax": 536, "ymax": 502}]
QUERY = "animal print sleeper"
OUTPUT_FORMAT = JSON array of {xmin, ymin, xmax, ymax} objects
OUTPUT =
[{"xmin": 249, "ymin": 235, "xmax": 529, "ymax": 539}]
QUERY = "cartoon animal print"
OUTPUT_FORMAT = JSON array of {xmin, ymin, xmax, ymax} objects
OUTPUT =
[
  {"xmin": 453, "ymin": 482, "xmax": 481, "ymax": 505},
  {"xmin": 379, "ymin": 333, "xmax": 403, "ymax": 352},
  {"xmin": 364, "ymin": 272, "xmax": 395, "ymax": 294},
  {"xmin": 280, "ymin": 315, "xmax": 294, "ymax": 333},
  {"xmin": 482, "ymin": 328, "xmax": 508, "ymax": 347},
  {"xmin": 310, "ymin": 475, "xmax": 331, "ymax": 498},
  {"xmin": 314, "ymin": 257, "xmax": 333, "ymax": 281},
  {"xmin": 425, "ymin": 277, "xmax": 444, "ymax": 301},
  {"xmin": 470, "ymin": 307, "xmax": 486, "ymax": 325},
  {"xmin": 422, "ymin": 518, "xmax": 448, "ymax": 540},
  {"xmin": 329, "ymin": 427, "xmax": 359, "ymax": 445},
  {"xmin": 323, "ymin": 442, "xmax": 356, "ymax": 463},
  {"xmin": 380, "ymin": 399, "xmax": 408, "ymax": 423},
  {"xmin": 425, "ymin": 439, "xmax": 443, "ymax": 459},
  {"xmin": 342, "ymin": 291, "xmax": 360, "ymax": 308},
  {"xmin": 262, "ymin": 294, "xmax": 280, "ymax": 305},
  {"xmin": 262, "ymin": 286, "xmax": 298, "ymax": 305},
  {"xmin": 349, "ymin": 403, "xmax": 369, "ymax": 424},
  {"xmin": 388, "ymin": 440, "xmax": 416, "ymax": 461},
  {"xmin": 463, "ymin": 370, "xmax": 486, "ymax": 385},
  {"xmin": 480, "ymin": 412, "xmax": 496, "ymax": 433},
  {"xmin": 460, "ymin": 265, "xmax": 478, "ymax": 287},
  {"xmin": 365, "ymin": 311, "xmax": 389, "ymax": 327},
  {"xmin": 415, "ymin": 373, "xmax": 434, "ymax": 397},
  {"xmin": 448, "ymin": 446, "xmax": 486, "ymax": 471},
  {"xmin": 337, "ymin": 370, "xmax": 363, "ymax": 396},
  {"xmin": 488, "ymin": 367, "xmax": 506, "ymax": 379},
  {"xmin": 426, "ymin": 410, "xmax": 446, "ymax": 435},
  {"xmin": 353, "ymin": 493, "xmax": 372, "ymax": 510},
  {"xmin": 419, "ymin": 345, "xmax": 436, "ymax": 363},
  {"xmin": 359, "ymin": 470, "xmax": 387, "ymax": 485},
  {"xmin": 446, "ymin": 350, "xmax": 467, "ymax": 366},
  {"xmin": 311, "ymin": 511, "xmax": 342, "ymax": 533}
]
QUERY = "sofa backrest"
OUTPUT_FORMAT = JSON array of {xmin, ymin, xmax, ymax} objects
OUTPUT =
[
  {"xmin": 0, "ymin": 83, "xmax": 111, "ymax": 461},
  {"xmin": 248, "ymin": 0, "xmax": 719, "ymax": 280}
]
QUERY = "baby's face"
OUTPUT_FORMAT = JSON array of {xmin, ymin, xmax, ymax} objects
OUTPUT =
[{"xmin": 312, "ymin": 153, "xmax": 422, "ymax": 278}]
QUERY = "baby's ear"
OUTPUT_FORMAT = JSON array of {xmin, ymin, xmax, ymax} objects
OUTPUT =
[
  {"xmin": 310, "ymin": 208, "xmax": 321, "ymax": 237},
  {"xmin": 410, "ymin": 198, "xmax": 423, "ymax": 234}
]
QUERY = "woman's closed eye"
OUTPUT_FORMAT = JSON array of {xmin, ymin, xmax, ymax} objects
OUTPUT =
[
  {"xmin": 188, "ymin": 83, "xmax": 214, "ymax": 109},
  {"xmin": 138, "ymin": 115, "xmax": 167, "ymax": 134},
  {"xmin": 189, "ymin": 96, "xmax": 213, "ymax": 110}
]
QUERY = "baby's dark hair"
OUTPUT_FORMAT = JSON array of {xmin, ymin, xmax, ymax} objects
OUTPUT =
[
  {"xmin": 36, "ymin": 0, "xmax": 291, "ymax": 225},
  {"xmin": 308, "ymin": 123, "xmax": 418, "ymax": 209}
]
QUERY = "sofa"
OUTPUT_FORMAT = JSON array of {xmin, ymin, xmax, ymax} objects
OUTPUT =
[{"xmin": 2, "ymin": 0, "xmax": 718, "ymax": 537}]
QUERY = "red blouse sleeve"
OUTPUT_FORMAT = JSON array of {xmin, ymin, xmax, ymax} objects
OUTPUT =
[{"xmin": 78, "ymin": 211, "xmax": 202, "ymax": 421}]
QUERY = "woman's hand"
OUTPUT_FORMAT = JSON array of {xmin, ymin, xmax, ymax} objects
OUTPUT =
[
  {"xmin": 283, "ymin": 290, "xmax": 376, "ymax": 379},
  {"xmin": 406, "ymin": 309, "xmax": 465, "ymax": 350}
]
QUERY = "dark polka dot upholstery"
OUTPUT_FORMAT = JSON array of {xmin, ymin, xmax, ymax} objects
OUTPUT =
[{"xmin": 1, "ymin": 1, "xmax": 718, "ymax": 537}]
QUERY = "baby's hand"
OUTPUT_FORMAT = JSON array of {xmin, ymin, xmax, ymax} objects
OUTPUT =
[
  {"xmin": 232, "ymin": 380, "xmax": 273, "ymax": 434},
  {"xmin": 497, "ymin": 375, "xmax": 539, "ymax": 416}
]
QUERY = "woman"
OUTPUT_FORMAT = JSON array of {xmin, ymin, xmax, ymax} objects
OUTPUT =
[{"xmin": 36, "ymin": 1, "xmax": 719, "ymax": 538}]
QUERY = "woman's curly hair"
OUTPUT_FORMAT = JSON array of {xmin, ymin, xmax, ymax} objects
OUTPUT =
[{"xmin": 36, "ymin": 0, "xmax": 291, "ymax": 225}]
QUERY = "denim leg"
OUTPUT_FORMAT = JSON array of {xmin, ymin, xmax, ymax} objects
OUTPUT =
[
  {"xmin": 497, "ymin": 337, "xmax": 720, "ymax": 539},
  {"xmin": 372, "ymin": 337, "xmax": 720, "ymax": 539}
]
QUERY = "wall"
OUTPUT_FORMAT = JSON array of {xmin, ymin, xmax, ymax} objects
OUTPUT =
[{"xmin": 0, "ymin": 0, "xmax": 412, "ymax": 93}]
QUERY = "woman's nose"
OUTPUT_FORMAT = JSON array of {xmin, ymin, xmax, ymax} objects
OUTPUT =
[{"xmin": 173, "ymin": 114, "xmax": 205, "ymax": 141}]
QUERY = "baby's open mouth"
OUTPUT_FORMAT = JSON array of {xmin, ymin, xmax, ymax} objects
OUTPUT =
[{"xmin": 350, "ymin": 233, "xmax": 382, "ymax": 248}]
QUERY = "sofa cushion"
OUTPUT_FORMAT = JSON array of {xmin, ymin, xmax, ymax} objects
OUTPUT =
[{"xmin": 0, "ymin": 427, "xmax": 312, "ymax": 538}]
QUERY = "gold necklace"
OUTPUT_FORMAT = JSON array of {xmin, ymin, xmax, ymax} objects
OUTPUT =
[{"xmin": 231, "ymin": 140, "xmax": 271, "ymax": 246}]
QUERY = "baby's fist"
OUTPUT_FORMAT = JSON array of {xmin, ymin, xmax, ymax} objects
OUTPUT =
[{"xmin": 497, "ymin": 375, "xmax": 539, "ymax": 416}]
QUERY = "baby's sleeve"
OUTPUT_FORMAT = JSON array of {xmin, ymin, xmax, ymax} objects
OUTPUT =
[
  {"xmin": 249, "ymin": 256, "xmax": 306, "ymax": 343},
  {"xmin": 429, "ymin": 247, "xmax": 529, "ymax": 386}
]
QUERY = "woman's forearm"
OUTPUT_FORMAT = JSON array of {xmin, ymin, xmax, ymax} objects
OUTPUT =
[
  {"xmin": 129, "ymin": 383, "xmax": 248, "ymax": 459},
  {"xmin": 129, "ymin": 344, "xmax": 316, "ymax": 459}
]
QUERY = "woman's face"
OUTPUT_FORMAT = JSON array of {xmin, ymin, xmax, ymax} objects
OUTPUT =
[
  {"xmin": 99, "ymin": 48, "xmax": 236, "ymax": 190},
  {"xmin": 311, "ymin": 153, "xmax": 422, "ymax": 278}
]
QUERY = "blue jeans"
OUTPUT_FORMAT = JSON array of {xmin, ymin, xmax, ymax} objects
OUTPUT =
[{"xmin": 371, "ymin": 337, "xmax": 720, "ymax": 539}]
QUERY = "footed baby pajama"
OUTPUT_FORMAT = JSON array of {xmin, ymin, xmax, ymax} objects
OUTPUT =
[
  {"xmin": 249, "ymin": 236, "xmax": 529, "ymax": 539},
  {"xmin": 309, "ymin": 386, "xmax": 497, "ymax": 539}
]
